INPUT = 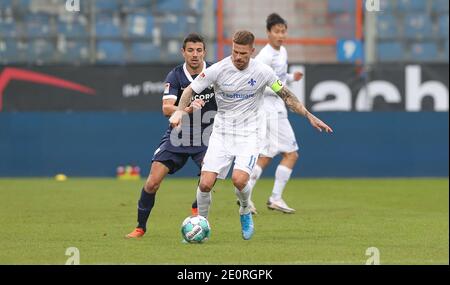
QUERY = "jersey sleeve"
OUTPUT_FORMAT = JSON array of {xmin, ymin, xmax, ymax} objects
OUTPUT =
[
  {"xmin": 162, "ymin": 70, "xmax": 180, "ymax": 101},
  {"xmin": 191, "ymin": 63, "xmax": 218, "ymax": 94},
  {"xmin": 263, "ymin": 64, "xmax": 283, "ymax": 93}
]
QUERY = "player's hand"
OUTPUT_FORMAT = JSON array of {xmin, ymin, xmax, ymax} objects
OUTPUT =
[
  {"xmin": 169, "ymin": 110, "xmax": 183, "ymax": 128},
  {"xmin": 293, "ymin": 71, "xmax": 303, "ymax": 81},
  {"xmin": 190, "ymin": 99, "xmax": 205, "ymax": 112},
  {"xmin": 307, "ymin": 113, "xmax": 333, "ymax": 133}
]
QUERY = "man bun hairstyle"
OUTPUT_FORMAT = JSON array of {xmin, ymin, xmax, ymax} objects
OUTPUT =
[{"xmin": 266, "ymin": 13, "xmax": 287, "ymax": 31}]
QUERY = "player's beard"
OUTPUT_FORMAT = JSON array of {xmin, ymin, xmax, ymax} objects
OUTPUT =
[{"xmin": 234, "ymin": 60, "xmax": 247, "ymax": 70}]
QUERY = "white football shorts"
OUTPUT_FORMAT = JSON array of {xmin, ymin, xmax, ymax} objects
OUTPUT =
[
  {"xmin": 201, "ymin": 131, "xmax": 260, "ymax": 179},
  {"xmin": 259, "ymin": 116, "xmax": 299, "ymax": 158}
]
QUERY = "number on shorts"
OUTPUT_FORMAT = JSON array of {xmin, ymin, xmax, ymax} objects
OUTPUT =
[{"xmin": 247, "ymin": 155, "xmax": 256, "ymax": 169}]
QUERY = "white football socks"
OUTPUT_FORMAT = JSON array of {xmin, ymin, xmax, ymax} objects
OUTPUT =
[
  {"xmin": 196, "ymin": 187, "xmax": 211, "ymax": 218},
  {"xmin": 235, "ymin": 183, "xmax": 251, "ymax": 215},
  {"xmin": 271, "ymin": 165, "xmax": 293, "ymax": 201},
  {"xmin": 248, "ymin": 164, "xmax": 263, "ymax": 201}
]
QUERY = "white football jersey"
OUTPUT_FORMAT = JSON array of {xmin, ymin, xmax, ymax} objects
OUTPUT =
[
  {"xmin": 256, "ymin": 44, "xmax": 294, "ymax": 117},
  {"xmin": 191, "ymin": 56, "xmax": 279, "ymax": 136}
]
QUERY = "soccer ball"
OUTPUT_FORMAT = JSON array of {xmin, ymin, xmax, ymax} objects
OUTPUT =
[{"xmin": 181, "ymin": 215, "xmax": 211, "ymax": 243}]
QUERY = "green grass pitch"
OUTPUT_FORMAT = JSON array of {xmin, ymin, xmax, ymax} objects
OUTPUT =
[{"xmin": 0, "ymin": 178, "xmax": 448, "ymax": 264}]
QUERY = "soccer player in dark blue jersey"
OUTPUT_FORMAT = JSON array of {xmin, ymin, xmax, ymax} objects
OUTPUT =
[{"xmin": 126, "ymin": 33, "xmax": 217, "ymax": 239}]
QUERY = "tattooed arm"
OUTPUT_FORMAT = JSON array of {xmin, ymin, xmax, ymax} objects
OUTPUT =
[
  {"xmin": 169, "ymin": 85, "xmax": 205, "ymax": 128},
  {"xmin": 177, "ymin": 85, "xmax": 195, "ymax": 111},
  {"xmin": 276, "ymin": 86, "xmax": 333, "ymax": 133}
]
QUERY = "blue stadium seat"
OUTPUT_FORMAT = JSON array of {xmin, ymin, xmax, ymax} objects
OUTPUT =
[
  {"xmin": 164, "ymin": 39, "xmax": 183, "ymax": 62},
  {"xmin": 410, "ymin": 42, "xmax": 439, "ymax": 61},
  {"xmin": 96, "ymin": 40, "xmax": 125, "ymax": 63},
  {"xmin": 25, "ymin": 13, "xmax": 52, "ymax": 37},
  {"xmin": 0, "ymin": 19, "xmax": 18, "ymax": 37},
  {"xmin": 160, "ymin": 15, "xmax": 199, "ymax": 38},
  {"xmin": 95, "ymin": 14, "xmax": 122, "ymax": 37},
  {"xmin": 95, "ymin": 0, "xmax": 119, "ymax": 11},
  {"xmin": 379, "ymin": 0, "xmax": 395, "ymax": 12},
  {"xmin": 432, "ymin": 0, "xmax": 449, "ymax": 13},
  {"xmin": 193, "ymin": 0, "xmax": 204, "ymax": 12},
  {"xmin": 376, "ymin": 14, "xmax": 399, "ymax": 39},
  {"xmin": 155, "ymin": 0, "xmax": 202, "ymax": 14},
  {"xmin": 130, "ymin": 42, "xmax": 161, "ymax": 62},
  {"xmin": 27, "ymin": 40, "xmax": 55, "ymax": 63},
  {"xmin": 404, "ymin": 14, "xmax": 433, "ymax": 39},
  {"xmin": 156, "ymin": 0, "xmax": 183, "ymax": 12},
  {"xmin": 0, "ymin": 40, "xmax": 18, "ymax": 63},
  {"xmin": 57, "ymin": 18, "xmax": 88, "ymax": 37},
  {"xmin": 16, "ymin": 0, "xmax": 31, "ymax": 11},
  {"xmin": 122, "ymin": 0, "xmax": 152, "ymax": 10},
  {"xmin": 377, "ymin": 42, "xmax": 405, "ymax": 61},
  {"xmin": 438, "ymin": 14, "xmax": 449, "ymax": 38},
  {"xmin": 396, "ymin": 0, "xmax": 427, "ymax": 12},
  {"xmin": 127, "ymin": 14, "xmax": 153, "ymax": 37},
  {"xmin": 58, "ymin": 40, "xmax": 89, "ymax": 63},
  {"xmin": 0, "ymin": 0, "xmax": 13, "ymax": 9},
  {"xmin": 332, "ymin": 14, "xmax": 355, "ymax": 39},
  {"xmin": 327, "ymin": 0, "xmax": 355, "ymax": 13}
]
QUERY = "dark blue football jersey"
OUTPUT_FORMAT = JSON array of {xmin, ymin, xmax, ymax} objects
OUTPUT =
[{"xmin": 159, "ymin": 62, "xmax": 217, "ymax": 154}]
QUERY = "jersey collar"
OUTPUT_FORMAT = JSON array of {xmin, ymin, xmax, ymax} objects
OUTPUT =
[{"xmin": 183, "ymin": 61, "xmax": 207, "ymax": 82}]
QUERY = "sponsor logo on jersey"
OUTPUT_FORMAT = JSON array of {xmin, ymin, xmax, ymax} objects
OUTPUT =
[
  {"xmin": 224, "ymin": 93, "xmax": 255, "ymax": 99},
  {"xmin": 192, "ymin": 92, "xmax": 215, "ymax": 101}
]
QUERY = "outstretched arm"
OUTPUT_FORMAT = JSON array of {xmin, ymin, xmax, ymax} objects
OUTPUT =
[
  {"xmin": 168, "ymin": 85, "xmax": 204, "ymax": 128},
  {"xmin": 162, "ymin": 98, "xmax": 204, "ymax": 117},
  {"xmin": 176, "ymin": 85, "xmax": 195, "ymax": 111},
  {"xmin": 287, "ymin": 71, "xmax": 303, "ymax": 83},
  {"xmin": 276, "ymin": 86, "xmax": 333, "ymax": 133}
]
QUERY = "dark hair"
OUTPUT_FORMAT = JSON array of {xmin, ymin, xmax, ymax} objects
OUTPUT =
[
  {"xmin": 182, "ymin": 33, "xmax": 206, "ymax": 50},
  {"xmin": 232, "ymin": 30, "xmax": 255, "ymax": 46},
  {"xmin": 266, "ymin": 13, "xmax": 287, "ymax": 31}
]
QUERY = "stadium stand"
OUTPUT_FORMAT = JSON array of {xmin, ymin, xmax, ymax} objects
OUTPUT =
[
  {"xmin": 0, "ymin": 0, "xmax": 204, "ymax": 64},
  {"xmin": 376, "ymin": 0, "xmax": 449, "ymax": 62},
  {"xmin": 96, "ymin": 40, "xmax": 125, "ymax": 64},
  {"xmin": 0, "ymin": 0, "xmax": 448, "ymax": 64},
  {"xmin": 126, "ymin": 14, "xmax": 154, "ymax": 38},
  {"xmin": 56, "ymin": 38, "xmax": 89, "ymax": 64},
  {"xmin": 376, "ymin": 14, "xmax": 399, "ymax": 39},
  {"xmin": 377, "ymin": 41, "xmax": 405, "ymax": 61}
]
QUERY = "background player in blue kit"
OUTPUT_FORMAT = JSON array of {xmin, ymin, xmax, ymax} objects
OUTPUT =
[{"xmin": 126, "ymin": 33, "xmax": 217, "ymax": 239}]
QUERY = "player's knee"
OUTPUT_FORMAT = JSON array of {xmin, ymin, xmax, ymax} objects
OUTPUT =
[
  {"xmin": 258, "ymin": 156, "xmax": 272, "ymax": 168},
  {"xmin": 144, "ymin": 180, "xmax": 160, "ymax": 194},
  {"xmin": 231, "ymin": 175, "xmax": 248, "ymax": 190},
  {"xmin": 233, "ymin": 181, "xmax": 247, "ymax": 191},
  {"xmin": 198, "ymin": 181, "xmax": 212, "ymax": 192},
  {"xmin": 285, "ymin": 151, "xmax": 299, "ymax": 162}
]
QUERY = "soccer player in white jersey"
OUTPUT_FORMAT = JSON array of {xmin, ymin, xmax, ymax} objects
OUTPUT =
[
  {"xmin": 169, "ymin": 30, "xmax": 332, "ymax": 240},
  {"xmin": 247, "ymin": 13, "xmax": 304, "ymax": 214}
]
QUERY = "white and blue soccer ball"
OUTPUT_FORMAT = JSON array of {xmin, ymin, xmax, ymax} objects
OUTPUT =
[{"xmin": 181, "ymin": 215, "xmax": 211, "ymax": 243}]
